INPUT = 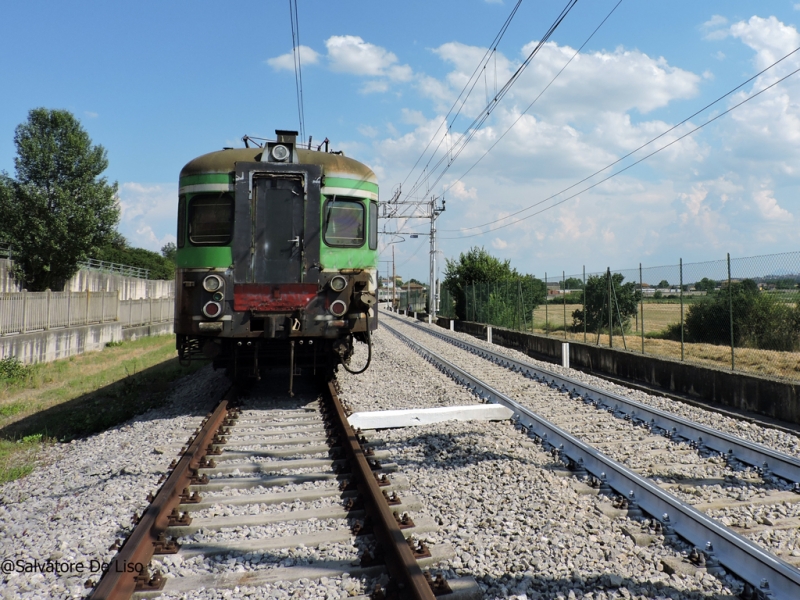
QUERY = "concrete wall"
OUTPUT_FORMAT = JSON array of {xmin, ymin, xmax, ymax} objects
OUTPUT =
[
  {"xmin": 0, "ymin": 258, "xmax": 174, "ymax": 299},
  {"xmin": 0, "ymin": 322, "xmax": 123, "ymax": 364},
  {"xmin": 0, "ymin": 321, "xmax": 174, "ymax": 364},
  {"xmin": 436, "ymin": 317, "xmax": 800, "ymax": 426},
  {"xmin": 122, "ymin": 321, "xmax": 173, "ymax": 342}
]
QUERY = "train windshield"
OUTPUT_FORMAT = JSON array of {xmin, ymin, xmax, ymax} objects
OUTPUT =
[
  {"xmin": 188, "ymin": 193, "xmax": 234, "ymax": 245},
  {"xmin": 323, "ymin": 198, "xmax": 365, "ymax": 247}
]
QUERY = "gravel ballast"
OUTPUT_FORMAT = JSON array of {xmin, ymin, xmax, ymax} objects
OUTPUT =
[
  {"xmin": 0, "ymin": 366, "xmax": 228, "ymax": 599},
  {"xmin": 337, "ymin": 324, "xmax": 744, "ymax": 599}
]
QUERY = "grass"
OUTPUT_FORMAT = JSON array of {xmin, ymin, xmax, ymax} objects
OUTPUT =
[{"xmin": 0, "ymin": 335, "xmax": 207, "ymax": 484}]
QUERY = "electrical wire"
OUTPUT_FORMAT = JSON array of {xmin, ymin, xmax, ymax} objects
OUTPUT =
[
  {"xmin": 400, "ymin": 0, "xmax": 523, "ymax": 194},
  {"xmin": 440, "ymin": 0, "xmax": 624, "ymax": 229},
  {"xmin": 443, "ymin": 39, "xmax": 800, "ymax": 233},
  {"xmin": 289, "ymin": 0, "xmax": 306, "ymax": 143},
  {"xmin": 404, "ymin": 0, "xmax": 580, "ymax": 202},
  {"xmin": 442, "ymin": 60, "xmax": 800, "ymax": 239}
]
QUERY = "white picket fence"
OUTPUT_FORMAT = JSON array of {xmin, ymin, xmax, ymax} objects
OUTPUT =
[{"xmin": 0, "ymin": 291, "xmax": 173, "ymax": 336}]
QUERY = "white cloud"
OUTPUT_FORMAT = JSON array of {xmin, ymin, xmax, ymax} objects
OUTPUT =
[
  {"xmin": 702, "ymin": 15, "xmax": 729, "ymax": 40},
  {"xmin": 753, "ymin": 188, "xmax": 793, "ymax": 220},
  {"xmin": 84, "ymin": 111, "xmax": 98, "ymax": 119},
  {"xmin": 491, "ymin": 238, "xmax": 508, "ymax": 249},
  {"xmin": 325, "ymin": 35, "xmax": 412, "ymax": 81},
  {"xmin": 358, "ymin": 125, "xmax": 379, "ymax": 138},
  {"xmin": 118, "ymin": 182, "xmax": 178, "ymax": 251},
  {"xmin": 360, "ymin": 80, "xmax": 389, "ymax": 94},
  {"xmin": 449, "ymin": 180, "xmax": 478, "ymax": 200},
  {"xmin": 265, "ymin": 45, "xmax": 320, "ymax": 71}
]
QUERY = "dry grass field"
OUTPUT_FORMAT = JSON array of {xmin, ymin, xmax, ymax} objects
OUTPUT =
[
  {"xmin": 520, "ymin": 302, "xmax": 800, "ymax": 381},
  {"xmin": 532, "ymin": 302, "xmax": 684, "ymax": 334}
]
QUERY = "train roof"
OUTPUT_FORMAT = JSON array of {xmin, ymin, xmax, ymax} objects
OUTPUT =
[{"xmin": 180, "ymin": 147, "xmax": 377, "ymax": 184}]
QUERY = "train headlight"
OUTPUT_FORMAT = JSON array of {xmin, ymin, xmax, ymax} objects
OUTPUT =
[
  {"xmin": 329, "ymin": 275, "xmax": 347, "ymax": 292},
  {"xmin": 271, "ymin": 144, "xmax": 290, "ymax": 162},
  {"xmin": 203, "ymin": 275, "xmax": 223, "ymax": 292},
  {"xmin": 329, "ymin": 299, "xmax": 347, "ymax": 317},
  {"xmin": 202, "ymin": 301, "xmax": 223, "ymax": 319}
]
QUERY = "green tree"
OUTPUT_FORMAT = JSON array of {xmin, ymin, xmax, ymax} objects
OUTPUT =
[
  {"xmin": 657, "ymin": 279, "xmax": 670, "ymax": 289},
  {"xmin": 0, "ymin": 109, "xmax": 119, "ymax": 291},
  {"xmin": 161, "ymin": 242, "xmax": 177, "ymax": 262},
  {"xmin": 95, "ymin": 245, "xmax": 175, "ymax": 280},
  {"xmin": 442, "ymin": 247, "xmax": 528, "ymax": 320},
  {"xmin": 573, "ymin": 272, "xmax": 640, "ymax": 332},
  {"xmin": 561, "ymin": 277, "xmax": 584, "ymax": 290},
  {"xmin": 694, "ymin": 277, "xmax": 717, "ymax": 293}
]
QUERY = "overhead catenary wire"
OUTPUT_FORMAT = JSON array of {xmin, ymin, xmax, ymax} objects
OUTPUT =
[
  {"xmin": 390, "ymin": 0, "xmax": 575, "ymax": 240},
  {"xmin": 440, "ymin": 0, "xmax": 624, "ymax": 229},
  {"xmin": 399, "ymin": 0, "xmax": 523, "ymax": 194},
  {"xmin": 442, "ymin": 59, "xmax": 800, "ymax": 239},
  {"xmin": 289, "ymin": 0, "xmax": 306, "ymax": 143},
  {"xmin": 403, "ymin": 0, "xmax": 580, "ymax": 202},
  {"xmin": 442, "ymin": 35, "xmax": 800, "ymax": 233}
]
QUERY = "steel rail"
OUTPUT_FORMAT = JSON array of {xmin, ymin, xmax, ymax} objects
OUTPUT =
[
  {"xmin": 90, "ymin": 392, "xmax": 232, "ymax": 600},
  {"xmin": 325, "ymin": 381, "xmax": 436, "ymax": 600},
  {"xmin": 386, "ymin": 312, "xmax": 800, "ymax": 486},
  {"xmin": 382, "ymin": 320, "xmax": 800, "ymax": 599}
]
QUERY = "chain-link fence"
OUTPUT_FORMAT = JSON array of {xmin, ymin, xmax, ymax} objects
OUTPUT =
[
  {"xmin": 462, "ymin": 251, "xmax": 800, "ymax": 383},
  {"xmin": 396, "ymin": 287, "xmax": 427, "ymax": 313},
  {"xmin": 438, "ymin": 286, "xmax": 457, "ymax": 319}
]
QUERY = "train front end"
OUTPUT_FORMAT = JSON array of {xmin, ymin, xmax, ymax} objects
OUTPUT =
[{"xmin": 174, "ymin": 130, "xmax": 378, "ymax": 382}]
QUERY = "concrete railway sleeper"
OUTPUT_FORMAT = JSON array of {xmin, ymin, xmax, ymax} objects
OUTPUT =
[
  {"xmin": 88, "ymin": 377, "xmax": 479, "ymax": 600},
  {"xmin": 382, "ymin": 317, "xmax": 800, "ymax": 600}
]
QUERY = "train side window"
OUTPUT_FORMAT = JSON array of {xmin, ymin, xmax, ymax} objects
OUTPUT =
[
  {"xmin": 369, "ymin": 201, "xmax": 378, "ymax": 250},
  {"xmin": 177, "ymin": 195, "xmax": 186, "ymax": 248},
  {"xmin": 188, "ymin": 193, "xmax": 234, "ymax": 245},
  {"xmin": 323, "ymin": 198, "xmax": 365, "ymax": 247}
]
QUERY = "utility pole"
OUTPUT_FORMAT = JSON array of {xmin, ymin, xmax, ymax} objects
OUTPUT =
[
  {"xmin": 392, "ymin": 246, "xmax": 396, "ymax": 310},
  {"xmin": 429, "ymin": 194, "xmax": 445, "ymax": 319},
  {"xmin": 379, "ymin": 184, "xmax": 445, "ymax": 317}
]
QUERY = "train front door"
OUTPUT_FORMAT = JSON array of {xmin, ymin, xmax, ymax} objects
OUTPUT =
[{"xmin": 252, "ymin": 175, "xmax": 305, "ymax": 284}]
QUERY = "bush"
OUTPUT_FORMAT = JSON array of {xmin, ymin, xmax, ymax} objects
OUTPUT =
[
  {"xmin": 684, "ymin": 279, "xmax": 800, "ymax": 351},
  {"xmin": 0, "ymin": 356, "xmax": 30, "ymax": 382}
]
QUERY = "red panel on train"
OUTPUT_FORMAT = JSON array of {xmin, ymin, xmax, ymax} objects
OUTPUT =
[{"xmin": 233, "ymin": 283, "xmax": 317, "ymax": 312}]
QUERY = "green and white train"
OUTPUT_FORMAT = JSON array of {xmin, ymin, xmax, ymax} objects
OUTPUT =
[{"xmin": 174, "ymin": 130, "xmax": 378, "ymax": 383}]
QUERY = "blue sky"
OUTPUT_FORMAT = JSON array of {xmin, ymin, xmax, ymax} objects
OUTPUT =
[{"xmin": 1, "ymin": 1, "xmax": 799, "ymax": 282}]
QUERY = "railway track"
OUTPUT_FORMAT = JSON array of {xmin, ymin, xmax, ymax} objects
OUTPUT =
[
  {"xmin": 382, "ymin": 312, "xmax": 800, "ymax": 600},
  {"xmin": 88, "ymin": 372, "xmax": 479, "ymax": 600}
]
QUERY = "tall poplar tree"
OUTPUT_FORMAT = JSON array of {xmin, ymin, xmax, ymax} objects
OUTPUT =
[{"xmin": 0, "ymin": 108, "xmax": 119, "ymax": 291}]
